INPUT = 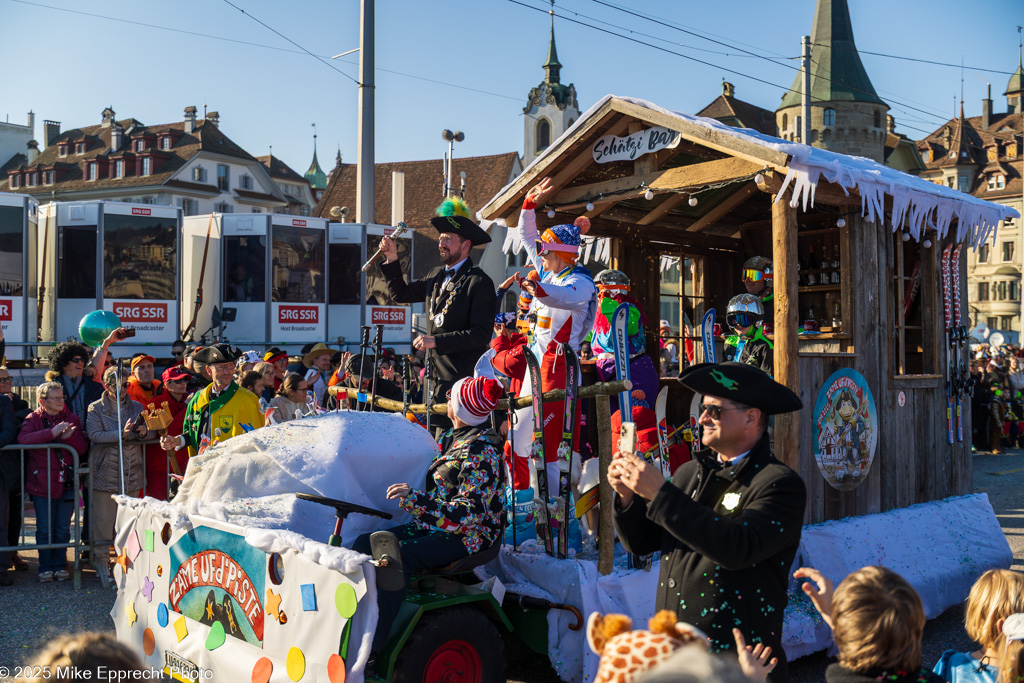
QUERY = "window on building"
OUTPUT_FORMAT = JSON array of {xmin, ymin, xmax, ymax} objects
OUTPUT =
[
  {"xmin": 978, "ymin": 282, "xmax": 989, "ymax": 301},
  {"xmin": 142, "ymin": 157, "xmax": 151, "ymax": 176},
  {"xmin": 192, "ymin": 167, "xmax": 205, "ymax": 183},
  {"xmin": 782, "ymin": 113, "xmax": 788, "ymax": 131},
  {"xmin": 998, "ymin": 281, "xmax": 1008, "ymax": 300},
  {"xmin": 1003, "ymin": 241, "xmax": 1015, "ymax": 262},
  {"xmin": 988, "ymin": 317, "xmax": 999, "ymax": 330},
  {"xmin": 240, "ymin": 174, "xmax": 253, "ymax": 190},
  {"xmin": 86, "ymin": 163, "xmax": 97, "ymax": 181},
  {"xmin": 134, "ymin": 139, "xmax": 145, "ymax": 152},
  {"xmin": 102, "ymin": 213, "xmax": 176, "ymax": 300},
  {"xmin": 958, "ymin": 176, "xmax": 970, "ymax": 192},
  {"xmin": 160, "ymin": 136, "xmax": 171, "ymax": 150},
  {"xmin": 998, "ymin": 175, "xmax": 1006, "ymax": 189},
  {"xmin": 75, "ymin": 142, "xmax": 85, "ymax": 154},
  {"xmin": 989, "ymin": 176, "xmax": 998, "ymax": 191},
  {"xmin": 1003, "ymin": 315, "xmax": 1016, "ymax": 330},
  {"xmin": 214, "ymin": 202, "xmax": 232, "ymax": 213},
  {"xmin": 823, "ymin": 108, "xmax": 835, "ymax": 126},
  {"xmin": 180, "ymin": 198, "xmax": 199, "ymax": 216},
  {"xmin": 1009, "ymin": 143, "xmax": 1018, "ymax": 158},
  {"xmin": 1011, "ymin": 281, "xmax": 1020, "ymax": 301},
  {"xmin": 113, "ymin": 160, "xmax": 123, "ymax": 179},
  {"xmin": 217, "ymin": 165, "xmax": 229, "ymax": 191},
  {"xmin": 874, "ymin": 110, "xmax": 881, "ymax": 128},
  {"xmin": 536, "ymin": 119, "xmax": 551, "ymax": 152},
  {"xmin": 58, "ymin": 143, "xmax": 68, "ymax": 157},
  {"xmin": 251, "ymin": 208, "xmax": 261, "ymax": 213},
  {"xmin": 9, "ymin": 175, "xmax": 18, "ymax": 189},
  {"xmin": 892, "ymin": 234, "xmax": 936, "ymax": 376},
  {"xmin": 978, "ymin": 244, "xmax": 990, "ymax": 263},
  {"xmin": 44, "ymin": 171, "xmax": 53, "ymax": 185},
  {"xmin": 795, "ymin": 116, "xmax": 802, "ymax": 138}
]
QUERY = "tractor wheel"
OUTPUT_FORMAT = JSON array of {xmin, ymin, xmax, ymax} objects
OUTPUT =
[{"xmin": 391, "ymin": 606, "xmax": 506, "ymax": 683}]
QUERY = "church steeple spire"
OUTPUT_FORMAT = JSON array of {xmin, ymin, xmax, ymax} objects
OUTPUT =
[
  {"xmin": 304, "ymin": 123, "xmax": 327, "ymax": 191},
  {"xmin": 543, "ymin": 2, "xmax": 561, "ymax": 85}
]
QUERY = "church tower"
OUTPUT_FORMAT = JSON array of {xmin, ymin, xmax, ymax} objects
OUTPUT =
[
  {"xmin": 523, "ymin": 5, "xmax": 579, "ymax": 166},
  {"xmin": 775, "ymin": 0, "xmax": 889, "ymax": 162},
  {"xmin": 304, "ymin": 126, "xmax": 327, "ymax": 203}
]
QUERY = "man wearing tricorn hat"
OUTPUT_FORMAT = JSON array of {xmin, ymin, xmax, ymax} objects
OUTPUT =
[
  {"xmin": 377, "ymin": 198, "xmax": 495, "ymax": 428},
  {"xmin": 610, "ymin": 362, "xmax": 806, "ymax": 681},
  {"xmin": 160, "ymin": 344, "xmax": 265, "ymax": 457}
]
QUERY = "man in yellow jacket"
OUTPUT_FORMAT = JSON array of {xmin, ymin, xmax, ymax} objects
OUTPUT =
[{"xmin": 160, "ymin": 344, "xmax": 265, "ymax": 457}]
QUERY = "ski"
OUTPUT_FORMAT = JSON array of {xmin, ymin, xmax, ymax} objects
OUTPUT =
[
  {"xmin": 701, "ymin": 309, "xmax": 717, "ymax": 364},
  {"xmin": 940, "ymin": 244, "xmax": 954, "ymax": 445},
  {"xmin": 554, "ymin": 345, "xmax": 581, "ymax": 559},
  {"xmin": 655, "ymin": 386, "xmax": 671, "ymax": 478},
  {"xmin": 611, "ymin": 302, "xmax": 632, "ymax": 417},
  {"xmin": 951, "ymin": 244, "xmax": 965, "ymax": 443},
  {"xmin": 524, "ymin": 347, "xmax": 553, "ymax": 556}
]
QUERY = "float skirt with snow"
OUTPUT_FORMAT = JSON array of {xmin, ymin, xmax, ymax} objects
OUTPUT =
[{"xmin": 111, "ymin": 412, "xmax": 438, "ymax": 683}]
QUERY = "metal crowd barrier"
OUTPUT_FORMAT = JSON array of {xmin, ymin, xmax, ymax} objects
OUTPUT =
[{"xmin": 1, "ymin": 438, "xmax": 163, "ymax": 590}]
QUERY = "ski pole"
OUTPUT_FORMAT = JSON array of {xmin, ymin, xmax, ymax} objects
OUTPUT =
[
  {"xmin": 369, "ymin": 325, "xmax": 383, "ymax": 411},
  {"xmin": 356, "ymin": 326, "xmax": 370, "ymax": 411}
]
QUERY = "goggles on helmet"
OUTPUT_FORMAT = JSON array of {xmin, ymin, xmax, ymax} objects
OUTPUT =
[
  {"xmin": 727, "ymin": 312, "xmax": 755, "ymax": 329},
  {"xmin": 741, "ymin": 269, "xmax": 764, "ymax": 283}
]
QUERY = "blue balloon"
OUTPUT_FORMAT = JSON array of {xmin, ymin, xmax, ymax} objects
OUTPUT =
[{"xmin": 78, "ymin": 310, "xmax": 121, "ymax": 347}]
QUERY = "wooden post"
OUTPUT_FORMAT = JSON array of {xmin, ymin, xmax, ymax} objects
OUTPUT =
[
  {"xmin": 771, "ymin": 194, "xmax": 800, "ymax": 470},
  {"xmin": 595, "ymin": 394, "xmax": 614, "ymax": 575}
]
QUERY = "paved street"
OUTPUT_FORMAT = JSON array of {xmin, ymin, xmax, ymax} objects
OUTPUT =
[{"xmin": 0, "ymin": 450, "xmax": 1020, "ymax": 681}]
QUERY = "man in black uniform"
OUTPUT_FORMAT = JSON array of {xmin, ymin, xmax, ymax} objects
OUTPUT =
[
  {"xmin": 610, "ymin": 362, "xmax": 805, "ymax": 682},
  {"xmin": 378, "ymin": 212, "xmax": 495, "ymax": 427}
]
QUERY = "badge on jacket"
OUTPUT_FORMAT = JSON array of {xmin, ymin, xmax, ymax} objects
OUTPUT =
[{"xmin": 721, "ymin": 492, "xmax": 741, "ymax": 511}]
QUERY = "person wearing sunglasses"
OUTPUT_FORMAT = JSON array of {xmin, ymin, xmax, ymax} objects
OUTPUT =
[
  {"xmin": 723, "ymin": 294, "xmax": 774, "ymax": 376},
  {"xmin": 609, "ymin": 362, "xmax": 805, "ymax": 682},
  {"xmin": 741, "ymin": 256, "xmax": 774, "ymax": 333}
]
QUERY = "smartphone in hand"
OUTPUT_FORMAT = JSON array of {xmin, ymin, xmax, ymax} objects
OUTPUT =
[{"xmin": 619, "ymin": 421, "xmax": 637, "ymax": 458}]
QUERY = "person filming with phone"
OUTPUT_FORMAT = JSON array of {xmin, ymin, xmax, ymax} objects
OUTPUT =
[{"xmin": 609, "ymin": 362, "xmax": 806, "ymax": 681}]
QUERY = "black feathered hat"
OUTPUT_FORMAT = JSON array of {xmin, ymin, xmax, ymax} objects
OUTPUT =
[
  {"xmin": 677, "ymin": 362, "xmax": 802, "ymax": 415},
  {"xmin": 429, "ymin": 196, "xmax": 491, "ymax": 246},
  {"xmin": 193, "ymin": 344, "xmax": 241, "ymax": 366}
]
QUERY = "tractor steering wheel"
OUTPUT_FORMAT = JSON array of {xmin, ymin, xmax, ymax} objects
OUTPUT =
[{"xmin": 295, "ymin": 492, "xmax": 393, "ymax": 521}]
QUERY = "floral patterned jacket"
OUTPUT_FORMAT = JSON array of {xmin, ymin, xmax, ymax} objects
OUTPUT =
[{"xmin": 400, "ymin": 425, "xmax": 505, "ymax": 553}]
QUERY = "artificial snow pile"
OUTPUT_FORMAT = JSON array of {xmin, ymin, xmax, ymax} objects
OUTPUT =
[
  {"xmin": 173, "ymin": 411, "xmax": 438, "ymax": 546},
  {"xmin": 486, "ymin": 94, "xmax": 1019, "ymax": 250}
]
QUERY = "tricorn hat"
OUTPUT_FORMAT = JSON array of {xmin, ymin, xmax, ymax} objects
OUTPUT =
[
  {"xmin": 429, "ymin": 196, "xmax": 491, "ymax": 246},
  {"xmin": 677, "ymin": 362, "xmax": 802, "ymax": 415},
  {"xmin": 194, "ymin": 343, "xmax": 241, "ymax": 366}
]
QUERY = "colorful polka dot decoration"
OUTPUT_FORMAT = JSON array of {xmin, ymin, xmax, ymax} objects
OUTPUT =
[
  {"xmin": 334, "ymin": 584, "xmax": 357, "ymax": 618},
  {"xmin": 327, "ymin": 654, "xmax": 346, "ymax": 683},
  {"xmin": 205, "ymin": 621, "xmax": 226, "ymax": 650},
  {"xmin": 157, "ymin": 603, "xmax": 169, "ymax": 627},
  {"xmin": 142, "ymin": 628, "xmax": 155, "ymax": 656},
  {"xmin": 286, "ymin": 647, "xmax": 305, "ymax": 681},
  {"xmin": 252, "ymin": 657, "xmax": 273, "ymax": 683},
  {"xmin": 157, "ymin": 565, "xmax": 163, "ymax": 577}
]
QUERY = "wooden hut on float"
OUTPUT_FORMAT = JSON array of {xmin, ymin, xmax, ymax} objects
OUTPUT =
[{"xmin": 480, "ymin": 95, "xmax": 1018, "ymax": 527}]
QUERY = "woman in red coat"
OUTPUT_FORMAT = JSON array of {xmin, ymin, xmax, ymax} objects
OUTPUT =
[{"xmin": 18, "ymin": 381, "xmax": 89, "ymax": 582}]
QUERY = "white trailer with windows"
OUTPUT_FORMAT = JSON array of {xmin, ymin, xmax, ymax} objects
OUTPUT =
[
  {"xmin": 37, "ymin": 201, "xmax": 181, "ymax": 356},
  {"xmin": 0, "ymin": 192, "xmax": 39, "ymax": 360},
  {"xmin": 181, "ymin": 213, "xmax": 327, "ymax": 353},
  {"xmin": 327, "ymin": 222, "xmax": 413, "ymax": 353}
]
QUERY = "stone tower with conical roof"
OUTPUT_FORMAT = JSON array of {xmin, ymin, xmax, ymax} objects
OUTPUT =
[
  {"xmin": 523, "ymin": 4, "xmax": 579, "ymax": 166},
  {"xmin": 304, "ymin": 129, "xmax": 327, "ymax": 202},
  {"xmin": 775, "ymin": 0, "xmax": 890, "ymax": 162}
]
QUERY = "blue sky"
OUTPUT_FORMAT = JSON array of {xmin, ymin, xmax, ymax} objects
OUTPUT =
[{"xmin": 2, "ymin": 0, "xmax": 1022, "ymax": 180}]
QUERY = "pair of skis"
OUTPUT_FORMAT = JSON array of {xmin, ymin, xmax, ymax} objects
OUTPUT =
[
  {"xmin": 940, "ymin": 244, "xmax": 967, "ymax": 445},
  {"xmin": 524, "ymin": 344, "xmax": 581, "ymax": 559}
]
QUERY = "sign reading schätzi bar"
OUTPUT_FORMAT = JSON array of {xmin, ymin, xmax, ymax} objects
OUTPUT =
[{"xmin": 592, "ymin": 126, "xmax": 681, "ymax": 164}]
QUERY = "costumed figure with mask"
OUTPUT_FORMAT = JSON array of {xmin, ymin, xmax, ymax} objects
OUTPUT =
[
  {"xmin": 506, "ymin": 178, "xmax": 597, "ymax": 504},
  {"xmin": 590, "ymin": 268, "xmax": 660, "ymax": 408},
  {"xmin": 723, "ymin": 294, "xmax": 773, "ymax": 376},
  {"xmin": 741, "ymin": 256, "xmax": 774, "ymax": 333}
]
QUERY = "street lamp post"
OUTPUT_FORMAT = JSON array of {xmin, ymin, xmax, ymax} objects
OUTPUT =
[{"xmin": 441, "ymin": 129, "xmax": 465, "ymax": 198}]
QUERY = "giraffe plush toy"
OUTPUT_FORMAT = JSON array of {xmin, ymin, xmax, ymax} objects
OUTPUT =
[{"xmin": 587, "ymin": 610, "xmax": 709, "ymax": 683}]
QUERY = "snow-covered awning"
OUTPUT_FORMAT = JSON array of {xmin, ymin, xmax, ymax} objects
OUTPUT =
[{"xmin": 480, "ymin": 95, "xmax": 1019, "ymax": 249}]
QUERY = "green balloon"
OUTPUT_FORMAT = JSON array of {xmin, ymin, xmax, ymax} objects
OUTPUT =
[{"xmin": 78, "ymin": 310, "xmax": 121, "ymax": 347}]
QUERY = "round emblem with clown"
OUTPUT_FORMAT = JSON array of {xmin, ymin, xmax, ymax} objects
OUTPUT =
[{"xmin": 812, "ymin": 368, "xmax": 878, "ymax": 491}]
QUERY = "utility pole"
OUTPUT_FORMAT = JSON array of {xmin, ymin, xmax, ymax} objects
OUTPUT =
[
  {"xmin": 356, "ymin": 0, "xmax": 374, "ymax": 224},
  {"xmin": 801, "ymin": 35, "xmax": 811, "ymax": 145}
]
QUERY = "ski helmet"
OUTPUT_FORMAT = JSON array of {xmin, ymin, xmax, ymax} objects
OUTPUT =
[
  {"xmin": 726, "ymin": 293, "xmax": 764, "ymax": 332},
  {"xmin": 595, "ymin": 269, "xmax": 631, "ymax": 295},
  {"xmin": 741, "ymin": 256, "xmax": 772, "ymax": 284}
]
